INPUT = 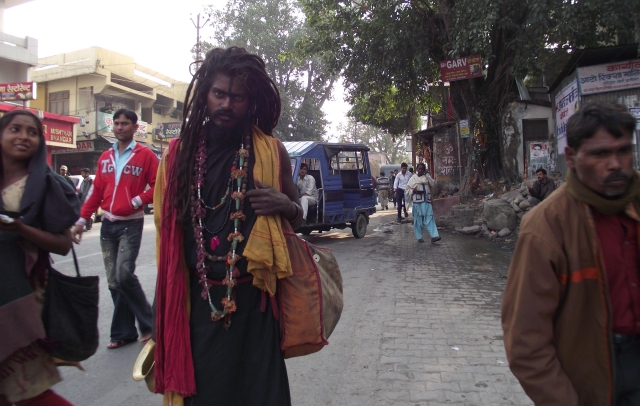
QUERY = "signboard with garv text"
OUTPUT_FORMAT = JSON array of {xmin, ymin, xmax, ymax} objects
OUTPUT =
[{"xmin": 440, "ymin": 55, "xmax": 483, "ymax": 82}]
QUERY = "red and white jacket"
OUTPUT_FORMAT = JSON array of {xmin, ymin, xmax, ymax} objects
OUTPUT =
[{"xmin": 79, "ymin": 143, "xmax": 158, "ymax": 223}]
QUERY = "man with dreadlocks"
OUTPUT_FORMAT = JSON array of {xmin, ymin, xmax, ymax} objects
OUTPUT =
[{"xmin": 151, "ymin": 47, "xmax": 304, "ymax": 405}]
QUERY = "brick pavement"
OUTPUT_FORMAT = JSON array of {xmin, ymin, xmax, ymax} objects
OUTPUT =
[{"xmin": 324, "ymin": 219, "xmax": 533, "ymax": 406}]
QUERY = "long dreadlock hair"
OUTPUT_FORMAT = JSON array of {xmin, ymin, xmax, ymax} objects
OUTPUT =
[{"xmin": 168, "ymin": 46, "xmax": 281, "ymax": 224}]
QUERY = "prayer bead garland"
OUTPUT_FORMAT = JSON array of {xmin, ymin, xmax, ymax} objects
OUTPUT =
[{"xmin": 190, "ymin": 132, "xmax": 251, "ymax": 327}]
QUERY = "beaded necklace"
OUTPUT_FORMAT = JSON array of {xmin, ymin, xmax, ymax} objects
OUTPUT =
[{"xmin": 190, "ymin": 131, "xmax": 250, "ymax": 327}]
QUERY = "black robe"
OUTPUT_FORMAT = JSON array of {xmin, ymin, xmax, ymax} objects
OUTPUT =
[{"xmin": 182, "ymin": 132, "xmax": 290, "ymax": 406}]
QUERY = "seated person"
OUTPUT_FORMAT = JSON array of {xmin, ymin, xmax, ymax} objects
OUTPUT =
[
  {"xmin": 296, "ymin": 163, "xmax": 318, "ymax": 221},
  {"xmin": 527, "ymin": 168, "xmax": 556, "ymax": 205}
]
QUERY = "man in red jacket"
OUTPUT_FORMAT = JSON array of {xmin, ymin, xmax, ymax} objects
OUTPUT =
[{"xmin": 71, "ymin": 109, "xmax": 157, "ymax": 349}]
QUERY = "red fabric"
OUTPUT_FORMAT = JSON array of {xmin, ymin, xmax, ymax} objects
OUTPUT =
[
  {"xmin": 80, "ymin": 143, "xmax": 159, "ymax": 221},
  {"xmin": 153, "ymin": 138, "xmax": 196, "ymax": 397},
  {"xmin": 15, "ymin": 390, "xmax": 73, "ymax": 406},
  {"xmin": 593, "ymin": 210, "xmax": 640, "ymax": 334}
]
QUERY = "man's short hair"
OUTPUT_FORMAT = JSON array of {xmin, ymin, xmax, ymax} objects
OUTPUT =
[
  {"xmin": 380, "ymin": 171, "xmax": 385, "ymax": 176},
  {"xmin": 567, "ymin": 101, "xmax": 636, "ymax": 150},
  {"xmin": 535, "ymin": 168, "xmax": 547, "ymax": 176},
  {"xmin": 400, "ymin": 162, "xmax": 408, "ymax": 168},
  {"xmin": 113, "ymin": 108, "xmax": 138, "ymax": 125},
  {"xmin": 300, "ymin": 163, "xmax": 308, "ymax": 170},
  {"xmin": 416, "ymin": 163, "xmax": 426, "ymax": 170},
  {"xmin": 81, "ymin": 168, "xmax": 91, "ymax": 174}
]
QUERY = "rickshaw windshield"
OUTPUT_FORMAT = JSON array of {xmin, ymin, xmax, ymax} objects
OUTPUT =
[{"xmin": 329, "ymin": 150, "xmax": 367, "ymax": 173}]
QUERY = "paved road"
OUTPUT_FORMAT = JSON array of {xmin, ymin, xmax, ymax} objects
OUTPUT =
[{"xmin": 51, "ymin": 209, "xmax": 532, "ymax": 406}]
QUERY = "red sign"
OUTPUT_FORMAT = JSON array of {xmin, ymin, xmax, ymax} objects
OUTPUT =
[
  {"xmin": 43, "ymin": 119, "xmax": 75, "ymax": 146},
  {"xmin": 440, "ymin": 55, "xmax": 483, "ymax": 82},
  {"xmin": 0, "ymin": 82, "xmax": 37, "ymax": 101}
]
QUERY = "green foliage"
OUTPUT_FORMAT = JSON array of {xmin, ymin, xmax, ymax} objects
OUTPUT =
[
  {"xmin": 201, "ymin": 0, "xmax": 338, "ymax": 141},
  {"xmin": 337, "ymin": 119, "xmax": 410, "ymax": 164},
  {"xmin": 302, "ymin": 0, "xmax": 639, "ymax": 181}
]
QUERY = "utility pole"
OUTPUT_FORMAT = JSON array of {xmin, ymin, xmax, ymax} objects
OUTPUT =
[{"xmin": 189, "ymin": 13, "xmax": 210, "ymax": 75}]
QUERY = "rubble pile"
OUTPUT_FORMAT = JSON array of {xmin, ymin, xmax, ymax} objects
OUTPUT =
[{"xmin": 439, "ymin": 173, "xmax": 564, "ymax": 240}]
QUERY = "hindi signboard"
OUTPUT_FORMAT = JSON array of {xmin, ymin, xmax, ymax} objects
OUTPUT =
[
  {"xmin": 434, "ymin": 141, "xmax": 457, "ymax": 184},
  {"xmin": 577, "ymin": 59, "xmax": 640, "ymax": 95},
  {"xmin": 554, "ymin": 80, "xmax": 579, "ymax": 153},
  {"xmin": 440, "ymin": 55, "xmax": 483, "ymax": 82},
  {"xmin": 154, "ymin": 121, "xmax": 182, "ymax": 141},
  {"xmin": 0, "ymin": 82, "xmax": 37, "ymax": 101}
]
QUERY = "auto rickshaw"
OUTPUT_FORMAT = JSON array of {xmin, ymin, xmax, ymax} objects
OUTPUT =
[{"xmin": 284, "ymin": 141, "xmax": 376, "ymax": 238}]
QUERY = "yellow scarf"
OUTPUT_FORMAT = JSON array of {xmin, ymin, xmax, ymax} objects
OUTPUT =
[{"xmin": 243, "ymin": 127, "xmax": 292, "ymax": 295}]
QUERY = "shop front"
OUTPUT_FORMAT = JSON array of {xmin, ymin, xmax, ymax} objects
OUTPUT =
[
  {"xmin": 51, "ymin": 138, "xmax": 114, "ymax": 175},
  {"xmin": 0, "ymin": 102, "xmax": 79, "ymax": 166}
]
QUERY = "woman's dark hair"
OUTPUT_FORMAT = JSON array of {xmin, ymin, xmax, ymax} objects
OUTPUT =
[
  {"xmin": 0, "ymin": 110, "xmax": 44, "ymax": 181},
  {"xmin": 567, "ymin": 101, "xmax": 636, "ymax": 151},
  {"xmin": 169, "ymin": 46, "xmax": 282, "ymax": 223},
  {"xmin": 113, "ymin": 109, "xmax": 138, "ymax": 125},
  {"xmin": 416, "ymin": 163, "xmax": 426, "ymax": 170}
]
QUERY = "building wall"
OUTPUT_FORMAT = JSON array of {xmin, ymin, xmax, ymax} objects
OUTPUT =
[
  {"xmin": 502, "ymin": 102, "xmax": 553, "ymax": 180},
  {"xmin": 0, "ymin": 58, "xmax": 29, "ymax": 82},
  {"xmin": 552, "ymin": 71, "xmax": 640, "ymax": 174}
]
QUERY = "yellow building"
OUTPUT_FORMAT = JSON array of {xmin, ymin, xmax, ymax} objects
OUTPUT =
[{"xmin": 30, "ymin": 47, "xmax": 188, "ymax": 174}]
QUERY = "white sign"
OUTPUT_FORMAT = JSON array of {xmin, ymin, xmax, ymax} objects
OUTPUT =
[
  {"xmin": 577, "ymin": 59, "xmax": 640, "ymax": 95},
  {"xmin": 555, "ymin": 80, "xmax": 579, "ymax": 154}
]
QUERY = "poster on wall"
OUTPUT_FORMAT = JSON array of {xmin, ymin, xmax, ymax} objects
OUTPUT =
[
  {"xmin": 528, "ymin": 142, "xmax": 550, "ymax": 178},
  {"xmin": 630, "ymin": 107, "xmax": 640, "ymax": 131},
  {"xmin": 554, "ymin": 80, "xmax": 579, "ymax": 154}
]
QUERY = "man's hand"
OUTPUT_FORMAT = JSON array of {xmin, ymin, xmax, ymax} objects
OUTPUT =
[
  {"xmin": 245, "ymin": 179, "xmax": 294, "ymax": 216},
  {"xmin": 71, "ymin": 224, "xmax": 85, "ymax": 244}
]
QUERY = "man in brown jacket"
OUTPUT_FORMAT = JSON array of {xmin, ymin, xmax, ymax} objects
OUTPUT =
[
  {"xmin": 528, "ymin": 168, "xmax": 556, "ymax": 203},
  {"xmin": 502, "ymin": 101, "xmax": 639, "ymax": 406}
]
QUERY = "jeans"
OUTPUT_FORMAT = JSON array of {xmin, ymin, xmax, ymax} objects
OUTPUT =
[
  {"xmin": 614, "ymin": 339, "xmax": 640, "ymax": 405},
  {"xmin": 100, "ymin": 218, "xmax": 152, "ymax": 341},
  {"xmin": 396, "ymin": 189, "xmax": 407, "ymax": 220}
]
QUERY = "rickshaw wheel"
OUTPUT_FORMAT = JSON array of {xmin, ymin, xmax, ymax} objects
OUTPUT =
[{"xmin": 351, "ymin": 214, "xmax": 367, "ymax": 238}]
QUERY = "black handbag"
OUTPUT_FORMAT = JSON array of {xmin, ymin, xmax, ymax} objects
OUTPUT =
[{"xmin": 42, "ymin": 247, "xmax": 99, "ymax": 362}]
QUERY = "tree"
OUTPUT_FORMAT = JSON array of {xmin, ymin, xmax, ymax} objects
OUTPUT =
[
  {"xmin": 201, "ymin": 0, "xmax": 338, "ymax": 141},
  {"xmin": 337, "ymin": 119, "xmax": 409, "ymax": 164},
  {"xmin": 301, "ymin": 0, "xmax": 640, "ymax": 185}
]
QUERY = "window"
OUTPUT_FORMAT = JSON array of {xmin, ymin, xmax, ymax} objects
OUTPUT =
[
  {"xmin": 49, "ymin": 91, "xmax": 69, "ymax": 115},
  {"xmin": 153, "ymin": 106, "xmax": 162, "ymax": 114},
  {"xmin": 78, "ymin": 87, "xmax": 94, "ymax": 115},
  {"xmin": 330, "ymin": 151, "xmax": 366, "ymax": 173}
]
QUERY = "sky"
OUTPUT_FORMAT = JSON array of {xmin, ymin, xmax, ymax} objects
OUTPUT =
[{"xmin": 4, "ymin": 0, "xmax": 348, "ymax": 136}]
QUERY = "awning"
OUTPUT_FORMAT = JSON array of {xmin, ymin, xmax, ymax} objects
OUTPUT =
[{"xmin": 101, "ymin": 135, "xmax": 118, "ymax": 144}]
